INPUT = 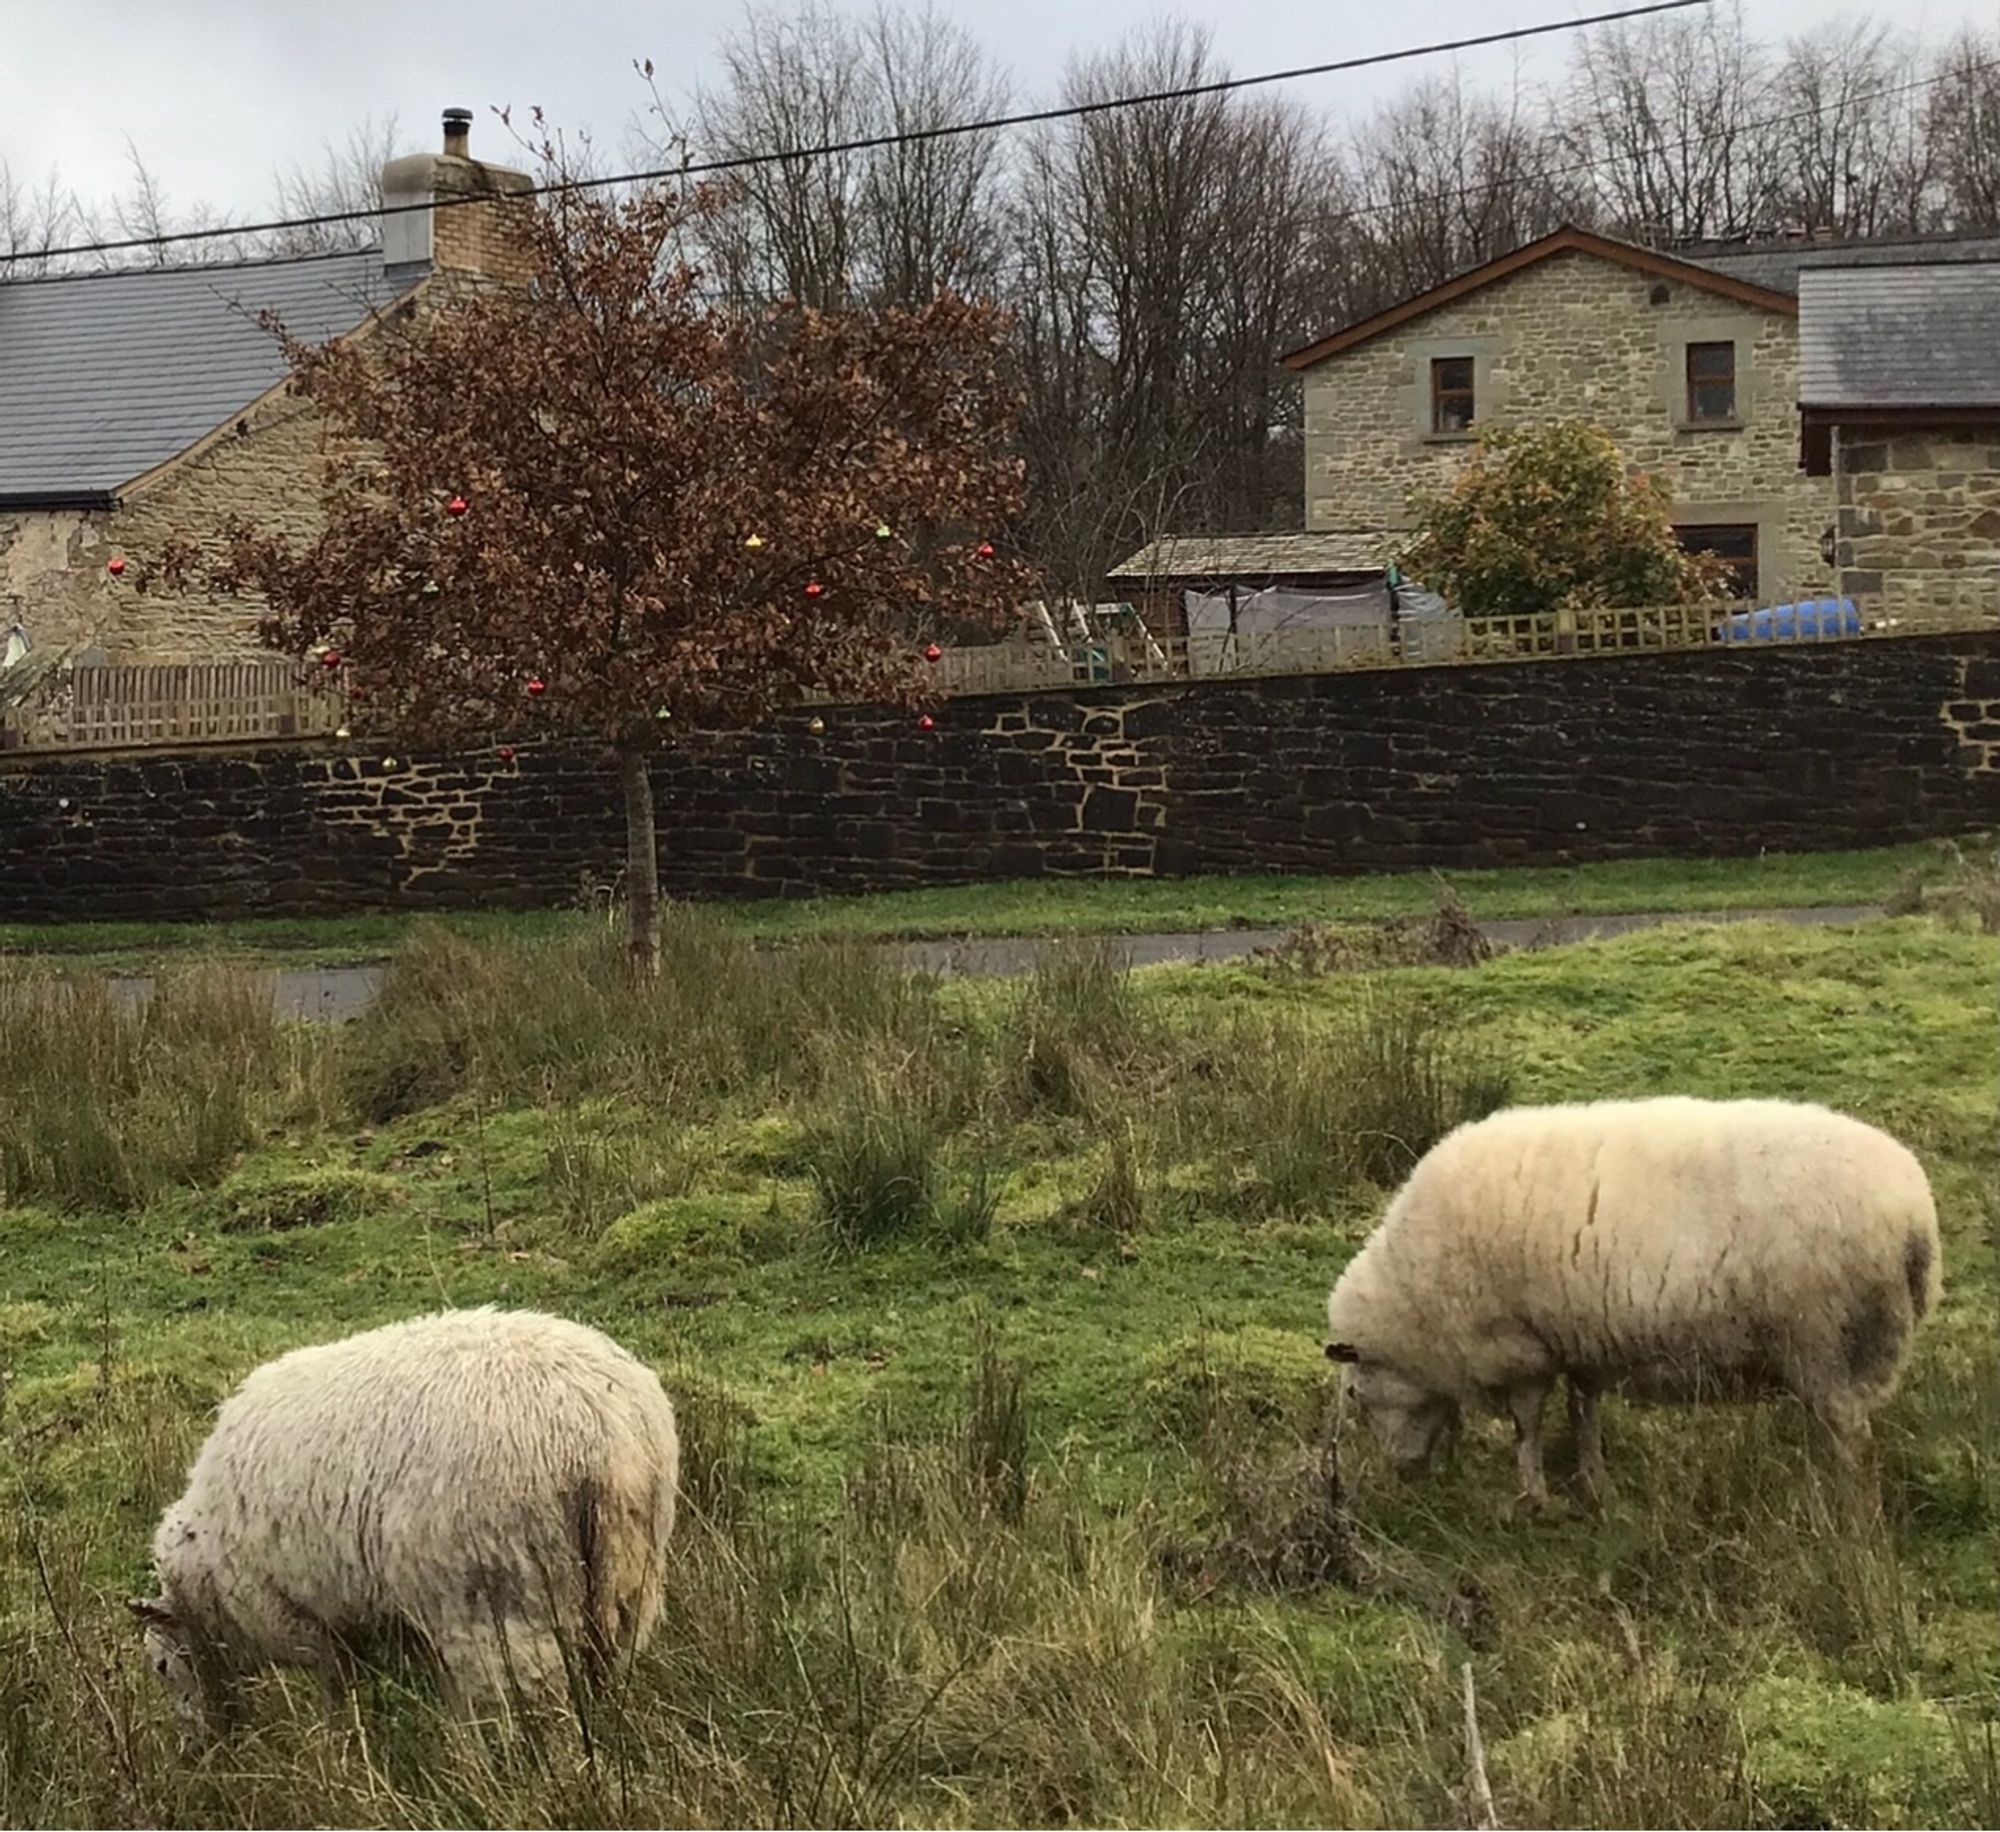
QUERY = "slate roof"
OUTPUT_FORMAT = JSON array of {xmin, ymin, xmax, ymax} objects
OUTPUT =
[
  {"xmin": 1690, "ymin": 231, "xmax": 2000, "ymax": 297},
  {"xmin": 0, "ymin": 248, "xmax": 408, "ymax": 504},
  {"xmin": 1796, "ymin": 261, "xmax": 2000, "ymax": 409},
  {"xmin": 1107, "ymin": 530, "xmax": 1401, "ymax": 581}
]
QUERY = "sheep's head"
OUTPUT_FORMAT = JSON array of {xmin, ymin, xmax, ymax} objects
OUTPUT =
[
  {"xmin": 1326, "ymin": 1343, "xmax": 1457, "ymax": 1470},
  {"xmin": 128, "ymin": 1597, "xmax": 208, "ymax": 1734}
]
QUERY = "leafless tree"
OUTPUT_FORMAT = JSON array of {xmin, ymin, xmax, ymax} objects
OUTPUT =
[
  {"xmin": 1005, "ymin": 22, "xmax": 1334, "ymax": 589},
  {"xmin": 0, "ymin": 160, "xmax": 83, "ymax": 278},
  {"xmin": 267, "ymin": 113, "xmax": 401, "ymax": 254},
  {"xmin": 1770, "ymin": 23, "xmax": 1935, "ymax": 236},
  {"xmin": 687, "ymin": 1, "xmax": 1005, "ymax": 308},
  {"xmin": 1924, "ymin": 27, "xmax": 2000, "ymax": 230},
  {"xmin": 1559, "ymin": 5, "xmax": 1785, "ymax": 243},
  {"xmin": 1340, "ymin": 70, "xmax": 1577, "ymax": 312},
  {"xmin": 694, "ymin": 0, "xmax": 870, "ymax": 307},
  {"xmin": 853, "ymin": 5, "xmax": 1009, "ymax": 302}
]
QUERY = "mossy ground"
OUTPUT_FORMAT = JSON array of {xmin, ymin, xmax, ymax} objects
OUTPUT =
[{"xmin": 1, "ymin": 907, "xmax": 1994, "ymax": 1826}]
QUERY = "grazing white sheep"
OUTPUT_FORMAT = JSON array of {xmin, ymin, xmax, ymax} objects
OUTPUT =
[
  {"xmin": 131, "ymin": 1306, "xmax": 679, "ymax": 1732},
  {"xmin": 1325, "ymin": 1098, "xmax": 1941, "ymax": 1506}
]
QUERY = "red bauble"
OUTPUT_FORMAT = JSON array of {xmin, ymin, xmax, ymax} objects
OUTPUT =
[
  {"xmin": 976, "ymin": 542, "xmax": 996, "ymax": 559},
  {"xmin": 106, "ymin": 556, "xmax": 126, "ymax": 577},
  {"xmin": 446, "ymin": 494, "xmax": 469, "ymax": 517},
  {"xmin": 526, "ymin": 676, "xmax": 547, "ymax": 697},
  {"xmin": 498, "ymin": 745, "xmax": 516, "ymax": 762},
  {"xmin": 918, "ymin": 713, "xmax": 936, "ymax": 732},
  {"xmin": 804, "ymin": 580, "xmax": 825, "ymax": 600},
  {"xmin": 320, "ymin": 649, "xmax": 341, "ymax": 669},
  {"xmin": 924, "ymin": 642, "xmax": 942, "ymax": 662}
]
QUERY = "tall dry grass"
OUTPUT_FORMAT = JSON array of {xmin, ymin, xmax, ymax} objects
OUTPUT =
[{"xmin": 0, "ymin": 964, "xmax": 336, "ymax": 1211}]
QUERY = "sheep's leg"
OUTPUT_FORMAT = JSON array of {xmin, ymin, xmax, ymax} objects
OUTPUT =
[
  {"xmin": 1812, "ymin": 1392, "xmax": 1884, "ymax": 1525},
  {"xmin": 1507, "ymin": 1382, "xmax": 1552, "ymax": 1509},
  {"xmin": 432, "ymin": 1621, "xmax": 572, "ymax": 1729},
  {"xmin": 1568, "ymin": 1374, "xmax": 1607, "ymax": 1501}
]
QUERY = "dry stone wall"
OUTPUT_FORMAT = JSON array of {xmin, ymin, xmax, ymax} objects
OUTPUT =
[{"xmin": 4, "ymin": 633, "xmax": 1997, "ymax": 922}]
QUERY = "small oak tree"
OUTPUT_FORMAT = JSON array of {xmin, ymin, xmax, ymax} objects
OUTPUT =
[
  {"xmin": 1402, "ymin": 421, "xmax": 1730, "ymax": 619},
  {"xmin": 199, "ymin": 157, "xmax": 1030, "ymax": 974}
]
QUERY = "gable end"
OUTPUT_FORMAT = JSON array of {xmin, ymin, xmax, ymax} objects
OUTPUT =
[{"xmin": 1282, "ymin": 227, "xmax": 1799, "ymax": 372}]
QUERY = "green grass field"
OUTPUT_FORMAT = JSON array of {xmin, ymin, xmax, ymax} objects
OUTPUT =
[
  {"xmin": 0, "ymin": 840, "xmax": 1942, "ymax": 972},
  {"xmin": 1, "ymin": 903, "xmax": 1995, "ymax": 1826}
]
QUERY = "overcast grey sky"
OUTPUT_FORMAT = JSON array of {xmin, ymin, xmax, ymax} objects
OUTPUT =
[{"xmin": 3, "ymin": 0, "xmax": 1991, "ymax": 227}]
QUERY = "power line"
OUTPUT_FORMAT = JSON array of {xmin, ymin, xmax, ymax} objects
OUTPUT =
[
  {"xmin": 665, "ymin": 52, "xmax": 2000, "ymax": 308},
  {"xmin": 2, "ymin": 0, "xmax": 1713, "ymax": 266}
]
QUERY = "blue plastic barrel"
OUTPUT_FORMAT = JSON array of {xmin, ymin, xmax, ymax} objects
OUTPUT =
[{"xmin": 1716, "ymin": 597, "xmax": 1861, "ymax": 643}]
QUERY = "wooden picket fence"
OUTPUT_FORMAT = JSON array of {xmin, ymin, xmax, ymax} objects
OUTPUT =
[
  {"xmin": 0, "ymin": 659, "xmax": 343, "ymax": 754},
  {"xmin": 934, "ymin": 592, "xmax": 2000, "ymax": 695},
  {"xmin": 3, "ymin": 588, "xmax": 1996, "ymax": 754}
]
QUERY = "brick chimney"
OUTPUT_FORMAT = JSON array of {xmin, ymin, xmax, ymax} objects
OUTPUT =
[{"xmin": 381, "ymin": 108, "xmax": 535, "ymax": 286}]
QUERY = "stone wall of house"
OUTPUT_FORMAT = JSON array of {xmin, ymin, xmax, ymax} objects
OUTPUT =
[
  {"xmin": 0, "ymin": 388, "xmax": 325, "ymax": 663},
  {"xmin": 1301, "ymin": 250, "xmax": 1835, "ymax": 603},
  {"xmin": 5, "ymin": 632, "xmax": 1996, "ymax": 923},
  {"xmin": 1836, "ymin": 428, "xmax": 2000, "ymax": 624}
]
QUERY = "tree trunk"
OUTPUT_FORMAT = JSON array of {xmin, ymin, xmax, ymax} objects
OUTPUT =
[{"xmin": 618, "ymin": 747, "xmax": 661, "ymax": 980}]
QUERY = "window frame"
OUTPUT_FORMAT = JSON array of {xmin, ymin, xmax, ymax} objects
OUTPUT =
[
  {"xmin": 1673, "ymin": 521, "xmax": 1759, "ymax": 599},
  {"xmin": 1430, "ymin": 355, "xmax": 1476, "ymax": 435},
  {"xmin": 1684, "ymin": 340, "xmax": 1738, "ymax": 424}
]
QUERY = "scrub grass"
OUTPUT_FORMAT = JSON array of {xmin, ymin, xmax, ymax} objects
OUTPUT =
[
  {"xmin": 1, "ymin": 907, "xmax": 1994, "ymax": 1827},
  {"xmin": 0, "ymin": 838, "xmax": 1941, "ymax": 972}
]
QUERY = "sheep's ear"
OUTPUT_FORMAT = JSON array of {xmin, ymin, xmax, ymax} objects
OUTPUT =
[
  {"xmin": 1325, "ymin": 1341, "xmax": 1361, "ymax": 1364},
  {"xmin": 127, "ymin": 1596, "xmax": 175, "ymax": 1627}
]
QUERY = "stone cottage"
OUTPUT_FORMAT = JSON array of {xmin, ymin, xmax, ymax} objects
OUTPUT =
[
  {"xmin": 1115, "ymin": 223, "xmax": 2000, "ymax": 613},
  {"xmin": 0, "ymin": 109, "xmax": 531, "ymax": 667},
  {"xmin": 1799, "ymin": 259, "xmax": 2000, "ymax": 624}
]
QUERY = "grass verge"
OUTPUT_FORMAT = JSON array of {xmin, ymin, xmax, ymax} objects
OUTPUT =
[
  {"xmin": 0, "ymin": 908, "xmax": 1994, "ymax": 1826},
  {"xmin": 0, "ymin": 838, "xmax": 1953, "ymax": 972}
]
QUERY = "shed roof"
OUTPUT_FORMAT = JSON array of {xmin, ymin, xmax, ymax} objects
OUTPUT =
[
  {"xmin": 0, "ymin": 248, "xmax": 408, "ymax": 505},
  {"xmin": 1797, "ymin": 260, "xmax": 2000, "ymax": 409},
  {"xmin": 1107, "ymin": 530, "xmax": 1399, "ymax": 582}
]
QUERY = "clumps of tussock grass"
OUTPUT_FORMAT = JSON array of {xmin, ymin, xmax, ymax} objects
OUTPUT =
[
  {"xmin": 665, "ymin": 1369, "xmax": 760, "ymax": 1531},
  {"xmin": 1003, "ymin": 938, "xmax": 1155, "ymax": 1116},
  {"xmin": 799, "ymin": 1058, "xmax": 997, "ymax": 1250},
  {"xmin": 1256, "ymin": 882, "xmax": 1502, "ymax": 977},
  {"xmin": 1144, "ymin": 1327, "xmax": 1355, "ymax": 1597},
  {"xmin": 1179, "ymin": 990, "xmax": 1512, "ymax": 1215},
  {"xmin": 1065, "ymin": 1120, "xmax": 1149, "ymax": 1239},
  {"xmin": 1883, "ymin": 833, "xmax": 2000, "ymax": 932},
  {"xmin": 9, "ymin": 1312, "xmax": 1995, "ymax": 1830},
  {"xmin": 963, "ymin": 1319, "xmax": 1030, "ymax": 1525},
  {"xmin": 342, "ymin": 910, "xmax": 945, "ymax": 1123},
  {"xmin": 539, "ymin": 1099, "xmax": 694, "ymax": 1239},
  {"xmin": 0, "ymin": 964, "xmax": 335, "ymax": 1212}
]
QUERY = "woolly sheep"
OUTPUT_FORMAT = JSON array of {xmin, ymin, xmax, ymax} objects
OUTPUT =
[
  {"xmin": 131, "ymin": 1306, "xmax": 679, "ymax": 1732},
  {"xmin": 1324, "ymin": 1097, "xmax": 1940, "ymax": 1507}
]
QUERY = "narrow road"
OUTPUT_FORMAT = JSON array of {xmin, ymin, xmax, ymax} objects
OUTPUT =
[{"xmin": 100, "ymin": 902, "xmax": 1882, "ymax": 1023}]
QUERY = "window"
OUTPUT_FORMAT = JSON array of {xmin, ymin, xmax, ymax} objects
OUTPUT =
[
  {"xmin": 1675, "ymin": 523, "xmax": 1758, "ymax": 599},
  {"xmin": 1685, "ymin": 341, "xmax": 1737, "ymax": 423},
  {"xmin": 1431, "ymin": 356, "xmax": 1475, "ymax": 434}
]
